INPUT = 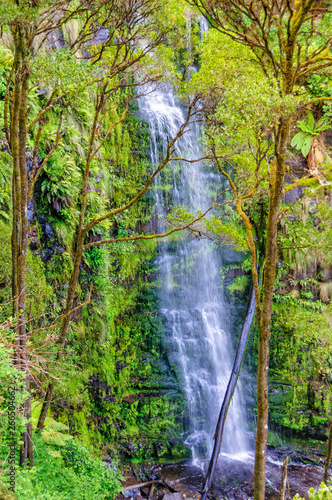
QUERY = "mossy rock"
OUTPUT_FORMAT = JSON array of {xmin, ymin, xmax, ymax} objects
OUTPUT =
[{"xmin": 267, "ymin": 430, "xmax": 283, "ymax": 448}]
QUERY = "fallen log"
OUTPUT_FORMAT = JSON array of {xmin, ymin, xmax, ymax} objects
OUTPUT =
[
  {"xmin": 123, "ymin": 479, "xmax": 161, "ymax": 491},
  {"xmin": 200, "ymin": 285, "xmax": 256, "ymax": 500}
]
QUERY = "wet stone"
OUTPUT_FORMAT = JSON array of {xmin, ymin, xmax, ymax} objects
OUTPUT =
[{"xmin": 163, "ymin": 494, "xmax": 183, "ymax": 500}]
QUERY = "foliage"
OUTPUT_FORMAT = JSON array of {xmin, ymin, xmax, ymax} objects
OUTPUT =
[
  {"xmin": 308, "ymin": 74, "xmax": 332, "ymax": 125},
  {"xmin": 294, "ymin": 483, "xmax": 332, "ymax": 500},
  {"xmin": 291, "ymin": 112, "xmax": 330, "ymax": 157},
  {"xmin": 0, "ymin": 343, "xmax": 29, "ymax": 472},
  {"xmin": 14, "ymin": 437, "xmax": 122, "ymax": 500},
  {"xmin": 227, "ymin": 275, "xmax": 250, "ymax": 295},
  {"xmin": 1, "ymin": 1, "xmax": 332, "ymax": 495}
]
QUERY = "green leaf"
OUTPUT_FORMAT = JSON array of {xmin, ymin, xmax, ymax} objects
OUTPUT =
[
  {"xmin": 301, "ymin": 136, "xmax": 313, "ymax": 157},
  {"xmin": 298, "ymin": 122, "xmax": 313, "ymax": 133},
  {"xmin": 307, "ymin": 111, "xmax": 315, "ymax": 131},
  {"xmin": 0, "ymin": 210, "xmax": 9, "ymax": 220},
  {"xmin": 316, "ymin": 124, "xmax": 330, "ymax": 132},
  {"xmin": 291, "ymin": 131, "xmax": 307, "ymax": 148},
  {"xmin": 293, "ymin": 134, "xmax": 310, "ymax": 152}
]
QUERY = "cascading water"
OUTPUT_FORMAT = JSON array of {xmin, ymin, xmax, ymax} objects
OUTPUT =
[{"xmin": 139, "ymin": 87, "xmax": 249, "ymax": 465}]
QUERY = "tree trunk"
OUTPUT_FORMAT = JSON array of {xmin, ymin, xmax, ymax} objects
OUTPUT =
[
  {"xmin": 200, "ymin": 285, "xmax": 256, "ymax": 500},
  {"xmin": 37, "ymin": 219, "xmax": 86, "ymax": 429},
  {"xmin": 10, "ymin": 24, "xmax": 34, "ymax": 467},
  {"xmin": 278, "ymin": 457, "xmax": 289, "ymax": 500},
  {"xmin": 253, "ymin": 117, "xmax": 290, "ymax": 500}
]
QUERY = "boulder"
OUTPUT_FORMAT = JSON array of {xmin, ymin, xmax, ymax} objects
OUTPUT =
[{"xmin": 163, "ymin": 494, "xmax": 183, "ymax": 500}]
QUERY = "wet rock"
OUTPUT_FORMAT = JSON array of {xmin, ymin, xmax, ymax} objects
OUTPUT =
[
  {"xmin": 92, "ymin": 171, "xmax": 103, "ymax": 183},
  {"xmin": 29, "ymin": 226, "xmax": 39, "ymax": 251},
  {"xmin": 163, "ymin": 494, "xmax": 183, "ymax": 500},
  {"xmin": 158, "ymin": 463, "xmax": 202, "ymax": 500},
  {"xmin": 284, "ymin": 185, "xmax": 304, "ymax": 204},
  {"xmin": 44, "ymin": 222, "xmax": 54, "ymax": 239},
  {"xmin": 284, "ymin": 173, "xmax": 304, "ymax": 204},
  {"xmin": 116, "ymin": 361, "xmax": 129, "ymax": 372},
  {"xmin": 154, "ymin": 451, "xmax": 325, "ymax": 500},
  {"xmin": 27, "ymin": 199, "xmax": 36, "ymax": 222},
  {"xmin": 53, "ymin": 243, "xmax": 65, "ymax": 255},
  {"xmin": 28, "ymin": 209, "xmax": 34, "ymax": 222},
  {"xmin": 41, "ymin": 248, "xmax": 54, "ymax": 262}
]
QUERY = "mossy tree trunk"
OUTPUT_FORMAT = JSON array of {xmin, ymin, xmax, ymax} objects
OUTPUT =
[
  {"xmin": 254, "ymin": 117, "xmax": 290, "ymax": 496},
  {"xmin": 9, "ymin": 22, "xmax": 33, "ymax": 466}
]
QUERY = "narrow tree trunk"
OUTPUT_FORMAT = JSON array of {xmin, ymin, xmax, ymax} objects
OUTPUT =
[
  {"xmin": 10, "ymin": 24, "xmax": 34, "ymax": 467},
  {"xmin": 11, "ymin": 33, "xmax": 22, "ymax": 366},
  {"xmin": 26, "ymin": 395, "xmax": 34, "ymax": 467},
  {"xmin": 200, "ymin": 285, "xmax": 256, "ymax": 500},
  {"xmin": 324, "ymin": 418, "xmax": 332, "ymax": 484},
  {"xmin": 18, "ymin": 57, "xmax": 31, "ymax": 468},
  {"xmin": 36, "ymin": 382, "xmax": 54, "ymax": 431},
  {"xmin": 37, "ymin": 227, "xmax": 86, "ymax": 429},
  {"xmin": 253, "ymin": 117, "xmax": 290, "ymax": 500},
  {"xmin": 278, "ymin": 457, "xmax": 289, "ymax": 500}
]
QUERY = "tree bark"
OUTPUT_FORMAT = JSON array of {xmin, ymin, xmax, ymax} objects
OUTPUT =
[
  {"xmin": 253, "ymin": 117, "xmax": 290, "ymax": 500},
  {"xmin": 10, "ymin": 23, "xmax": 34, "ymax": 467}
]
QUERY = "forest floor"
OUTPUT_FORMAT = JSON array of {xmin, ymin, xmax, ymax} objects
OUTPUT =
[{"xmin": 117, "ymin": 444, "xmax": 327, "ymax": 500}]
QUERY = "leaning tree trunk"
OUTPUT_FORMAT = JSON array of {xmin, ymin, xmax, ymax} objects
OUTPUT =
[
  {"xmin": 36, "ymin": 238, "xmax": 85, "ymax": 430},
  {"xmin": 200, "ymin": 285, "xmax": 256, "ymax": 500}
]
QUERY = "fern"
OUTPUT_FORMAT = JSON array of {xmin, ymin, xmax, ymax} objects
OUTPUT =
[
  {"xmin": 31, "ymin": 402, "xmax": 73, "ymax": 447},
  {"xmin": 227, "ymin": 274, "xmax": 250, "ymax": 294}
]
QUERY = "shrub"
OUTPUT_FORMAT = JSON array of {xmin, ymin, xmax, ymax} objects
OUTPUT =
[
  {"xmin": 15, "ymin": 438, "xmax": 122, "ymax": 500},
  {"xmin": 294, "ymin": 483, "xmax": 332, "ymax": 500}
]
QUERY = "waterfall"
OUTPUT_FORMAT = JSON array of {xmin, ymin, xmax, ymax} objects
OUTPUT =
[
  {"xmin": 139, "ymin": 87, "xmax": 249, "ymax": 464},
  {"xmin": 199, "ymin": 16, "xmax": 209, "ymax": 39}
]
